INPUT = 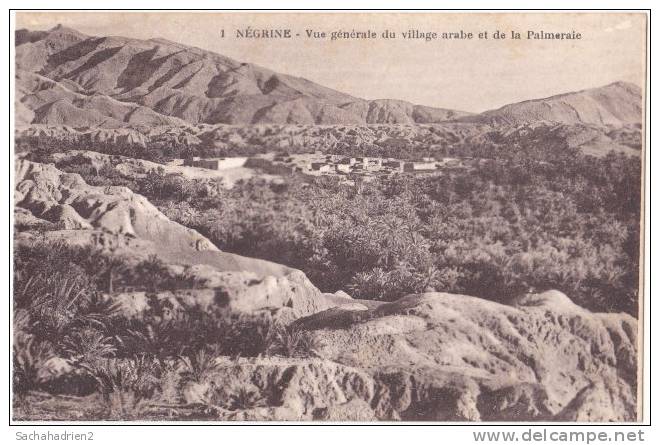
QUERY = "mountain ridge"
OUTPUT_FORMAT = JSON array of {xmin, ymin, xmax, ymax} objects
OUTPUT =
[
  {"xmin": 15, "ymin": 25, "xmax": 470, "ymax": 126},
  {"xmin": 15, "ymin": 25, "xmax": 642, "ymax": 128},
  {"xmin": 460, "ymin": 81, "xmax": 642, "ymax": 126}
]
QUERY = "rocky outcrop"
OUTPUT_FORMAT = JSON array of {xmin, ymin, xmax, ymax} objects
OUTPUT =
[
  {"xmin": 13, "ymin": 160, "xmax": 293, "ymax": 278},
  {"xmin": 13, "ymin": 159, "xmax": 346, "ymax": 323},
  {"xmin": 288, "ymin": 290, "xmax": 638, "ymax": 421},
  {"xmin": 183, "ymin": 357, "xmax": 376, "ymax": 420},
  {"xmin": 26, "ymin": 288, "xmax": 637, "ymax": 422},
  {"xmin": 77, "ymin": 290, "xmax": 634, "ymax": 422},
  {"xmin": 109, "ymin": 269, "xmax": 340, "ymax": 321},
  {"xmin": 173, "ymin": 287, "xmax": 638, "ymax": 422},
  {"xmin": 15, "ymin": 159, "xmax": 216, "ymax": 251}
]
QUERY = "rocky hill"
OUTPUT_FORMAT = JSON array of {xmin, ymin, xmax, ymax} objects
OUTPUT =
[
  {"xmin": 290, "ymin": 291, "xmax": 638, "ymax": 421},
  {"xmin": 14, "ymin": 159, "xmax": 292, "ymax": 278},
  {"xmin": 176, "ymin": 289, "xmax": 636, "ymax": 421},
  {"xmin": 462, "ymin": 82, "xmax": 642, "ymax": 126},
  {"xmin": 15, "ymin": 25, "xmax": 469, "ymax": 126},
  {"xmin": 14, "ymin": 159, "xmax": 360, "ymax": 318}
]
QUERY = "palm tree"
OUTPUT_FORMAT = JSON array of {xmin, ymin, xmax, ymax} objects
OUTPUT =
[
  {"xmin": 29, "ymin": 275, "xmax": 88, "ymax": 338},
  {"xmin": 13, "ymin": 334, "xmax": 55, "ymax": 397},
  {"xmin": 178, "ymin": 349, "xmax": 221, "ymax": 384},
  {"xmin": 135, "ymin": 255, "xmax": 169, "ymax": 292},
  {"xmin": 227, "ymin": 386, "xmax": 266, "ymax": 410},
  {"xmin": 61, "ymin": 327, "xmax": 117, "ymax": 365},
  {"xmin": 417, "ymin": 264, "xmax": 441, "ymax": 292},
  {"xmin": 101, "ymin": 256, "xmax": 128, "ymax": 294}
]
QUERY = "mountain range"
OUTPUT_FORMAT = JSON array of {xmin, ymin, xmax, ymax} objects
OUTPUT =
[{"xmin": 15, "ymin": 25, "xmax": 642, "ymax": 128}]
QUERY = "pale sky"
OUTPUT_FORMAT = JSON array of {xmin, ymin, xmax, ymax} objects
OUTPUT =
[{"xmin": 15, "ymin": 12, "xmax": 647, "ymax": 112}]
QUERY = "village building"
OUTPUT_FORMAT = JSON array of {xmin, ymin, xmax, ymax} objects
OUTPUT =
[
  {"xmin": 183, "ymin": 157, "xmax": 221, "ymax": 169},
  {"xmin": 403, "ymin": 161, "xmax": 437, "ymax": 172},
  {"xmin": 183, "ymin": 156, "xmax": 247, "ymax": 170},
  {"xmin": 383, "ymin": 160, "xmax": 403, "ymax": 169},
  {"xmin": 336, "ymin": 157, "xmax": 357, "ymax": 165},
  {"xmin": 310, "ymin": 162, "xmax": 332, "ymax": 173},
  {"xmin": 363, "ymin": 157, "xmax": 383, "ymax": 170}
]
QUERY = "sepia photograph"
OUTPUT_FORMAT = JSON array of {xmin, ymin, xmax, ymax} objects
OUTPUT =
[{"xmin": 10, "ymin": 10, "xmax": 647, "ymax": 423}]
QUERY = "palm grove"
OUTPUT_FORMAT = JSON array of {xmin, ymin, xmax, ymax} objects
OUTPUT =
[{"xmin": 13, "ymin": 128, "xmax": 641, "ymax": 418}]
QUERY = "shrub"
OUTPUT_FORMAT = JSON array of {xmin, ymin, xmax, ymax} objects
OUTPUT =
[
  {"xmin": 13, "ymin": 334, "xmax": 55, "ymax": 396},
  {"xmin": 134, "ymin": 255, "xmax": 171, "ymax": 292},
  {"xmin": 82, "ymin": 356, "xmax": 161, "ymax": 398},
  {"xmin": 226, "ymin": 386, "xmax": 267, "ymax": 411},
  {"xmin": 214, "ymin": 312, "xmax": 274, "ymax": 357},
  {"xmin": 123, "ymin": 320, "xmax": 177, "ymax": 360},
  {"xmin": 31, "ymin": 276, "xmax": 87, "ymax": 332},
  {"xmin": 265, "ymin": 325, "xmax": 319, "ymax": 358},
  {"xmin": 178, "ymin": 349, "xmax": 222, "ymax": 384},
  {"xmin": 158, "ymin": 361, "xmax": 182, "ymax": 404},
  {"xmin": 81, "ymin": 356, "xmax": 161, "ymax": 418},
  {"xmin": 61, "ymin": 327, "xmax": 117, "ymax": 365}
]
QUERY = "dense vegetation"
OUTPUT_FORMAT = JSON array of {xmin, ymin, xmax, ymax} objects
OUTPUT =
[
  {"xmin": 14, "ymin": 128, "xmax": 642, "ymax": 419},
  {"xmin": 13, "ymin": 241, "xmax": 317, "ymax": 419},
  {"xmin": 16, "ymin": 122, "xmax": 642, "ymax": 164},
  {"xmin": 49, "ymin": 145, "xmax": 641, "ymax": 316}
]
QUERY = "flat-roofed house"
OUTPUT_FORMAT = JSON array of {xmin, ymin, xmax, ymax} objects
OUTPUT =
[
  {"xmin": 310, "ymin": 162, "xmax": 332, "ymax": 173},
  {"xmin": 184, "ymin": 157, "xmax": 221, "ymax": 169},
  {"xmin": 337, "ymin": 164, "xmax": 351, "ymax": 174},
  {"xmin": 403, "ymin": 161, "xmax": 437, "ymax": 172},
  {"xmin": 183, "ymin": 157, "xmax": 247, "ymax": 170},
  {"xmin": 383, "ymin": 160, "xmax": 403, "ymax": 172}
]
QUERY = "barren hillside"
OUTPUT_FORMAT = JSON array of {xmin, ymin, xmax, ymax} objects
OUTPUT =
[
  {"xmin": 16, "ymin": 25, "xmax": 470, "ymax": 126},
  {"xmin": 461, "ymin": 82, "xmax": 642, "ymax": 126}
]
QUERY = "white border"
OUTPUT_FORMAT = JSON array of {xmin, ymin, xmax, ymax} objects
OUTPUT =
[{"xmin": 1, "ymin": 2, "xmax": 655, "ymax": 443}]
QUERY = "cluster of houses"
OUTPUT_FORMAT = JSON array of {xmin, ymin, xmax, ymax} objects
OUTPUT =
[
  {"xmin": 305, "ymin": 154, "xmax": 461, "ymax": 176},
  {"xmin": 177, "ymin": 153, "xmax": 464, "ymax": 178}
]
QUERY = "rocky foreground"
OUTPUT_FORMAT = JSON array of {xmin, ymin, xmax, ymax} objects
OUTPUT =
[{"xmin": 13, "ymin": 160, "xmax": 638, "ymax": 421}]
